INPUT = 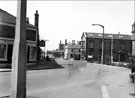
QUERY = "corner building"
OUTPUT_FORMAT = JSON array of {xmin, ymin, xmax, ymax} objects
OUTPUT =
[
  {"xmin": 0, "ymin": 9, "xmax": 39, "ymax": 67},
  {"xmin": 81, "ymin": 32, "xmax": 132, "ymax": 62}
]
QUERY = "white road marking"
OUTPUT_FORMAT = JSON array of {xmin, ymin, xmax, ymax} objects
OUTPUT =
[{"xmin": 101, "ymin": 85, "xmax": 110, "ymax": 98}]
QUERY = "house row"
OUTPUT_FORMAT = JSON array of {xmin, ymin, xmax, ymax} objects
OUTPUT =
[{"xmin": 81, "ymin": 22, "xmax": 135, "ymax": 63}]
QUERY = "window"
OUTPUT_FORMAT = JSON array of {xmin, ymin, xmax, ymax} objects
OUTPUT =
[
  {"xmin": 71, "ymin": 49, "xmax": 74, "ymax": 52},
  {"xmin": 89, "ymin": 34, "xmax": 93, "ymax": 37},
  {"xmin": 120, "ymin": 42, "xmax": 125, "ymax": 50},
  {"xmin": 29, "ymin": 46, "xmax": 36, "ymax": 61},
  {"xmin": 99, "ymin": 41, "xmax": 102, "ymax": 48},
  {"xmin": 0, "ymin": 44, "xmax": 7, "ymax": 60},
  {"xmin": 119, "ymin": 36, "xmax": 123, "ymax": 38},
  {"xmin": 98, "ymin": 34, "xmax": 103, "ymax": 37},
  {"xmin": 89, "ymin": 41, "xmax": 94, "ymax": 48},
  {"xmin": 108, "ymin": 35, "xmax": 113, "ymax": 38}
]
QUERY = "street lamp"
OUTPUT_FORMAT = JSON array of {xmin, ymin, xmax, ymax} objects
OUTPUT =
[
  {"xmin": 92, "ymin": 24, "xmax": 104, "ymax": 64},
  {"xmin": 111, "ymin": 35, "xmax": 113, "ymax": 63},
  {"xmin": 108, "ymin": 35, "xmax": 113, "ymax": 63},
  {"xmin": 44, "ymin": 40, "xmax": 49, "ymax": 58}
]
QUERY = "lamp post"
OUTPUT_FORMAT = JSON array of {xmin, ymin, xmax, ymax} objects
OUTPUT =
[
  {"xmin": 111, "ymin": 35, "xmax": 113, "ymax": 63},
  {"xmin": 109, "ymin": 35, "xmax": 113, "ymax": 63},
  {"xmin": 44, "ymin": 40, "xmax": 49, "ymax": 59},
  {"xmin": 92, "ymin": 24, "xmax": 104, "ymax": 64}
]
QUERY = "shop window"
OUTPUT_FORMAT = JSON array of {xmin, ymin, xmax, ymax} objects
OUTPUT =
[
  {"xmin": 0, "ymin": 44, "xmax": 7, "ymax": 60},
  {"xmin": 29, "ymin": 46, "xmax": 36, "ymax": 61}
]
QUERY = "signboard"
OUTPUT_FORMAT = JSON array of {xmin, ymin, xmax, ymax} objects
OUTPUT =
[{"xmin": 39, "ymin": 40, "xmax": 45, "ymax": 47}]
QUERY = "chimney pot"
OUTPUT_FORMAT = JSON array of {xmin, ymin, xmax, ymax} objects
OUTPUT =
[{"xmin": 36, "ymin": 10, "xmax": 38, "ymax": 14}]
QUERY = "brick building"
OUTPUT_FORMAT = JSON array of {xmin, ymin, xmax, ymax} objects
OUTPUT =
[
  {"xmin": 0, "ymin": 9, "xmax": 40, "ymax": 67},
  {"xmin": 81, "ymin": 32, "xmax": 132, "ymax": 62}
]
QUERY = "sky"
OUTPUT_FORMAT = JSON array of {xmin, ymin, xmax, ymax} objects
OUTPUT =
[{"xmin": 0, "ymin": 0, "xmax": 134, "ymax": 50}]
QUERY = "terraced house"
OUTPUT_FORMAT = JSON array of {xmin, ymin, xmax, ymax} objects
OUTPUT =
[
  {"xmin": 81, "ymin": 32, "xmax": 132, "ymax": 63},
  {"xmin": 0, "ymin": 9, "xmax": 40, "ymax": 67}
]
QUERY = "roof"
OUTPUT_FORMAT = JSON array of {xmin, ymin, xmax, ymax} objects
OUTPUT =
[
  {"xmin": 84, "ymin": 32, "xmax": 132, "ymax": 40},
  {"xmin": 0, "ymin": 8, "xmax": 36, "ymax": 28}
]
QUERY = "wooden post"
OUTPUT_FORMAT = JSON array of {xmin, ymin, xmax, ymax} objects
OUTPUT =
[{"xmin": 10, "ymin": 0, "xmax": 27, "ymax": 98}]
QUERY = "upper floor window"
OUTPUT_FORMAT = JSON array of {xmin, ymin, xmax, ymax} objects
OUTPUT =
[
  {"xmin": 89, "ymin": 34, "xmax": 93, "ymax": 37},
  {"xmin": 119, "ymin": 36, "xmax": 123, "ymax": 38},
  {"xmin": 120, "ymin": 42, "xmax": 125, "ymax": 50},
  {"xmin": 99, "ymin": 41, "xmax": 102, "ymax": 48},
  {"xmin": 89, "ymin": 41, "xmax": 94, "ymax": 48},
  {"xmin": 98, "ymin": 34, "xmax": 103, "ymax": 37},
  {"xmin": 108, "ymin": 35, "xmax": 113, "ymax": 38},
  {"xmin": 71, "ymin": 49, "xmax": 74, "ymax": 52}
]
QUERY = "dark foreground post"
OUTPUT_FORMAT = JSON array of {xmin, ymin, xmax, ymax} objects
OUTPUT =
[{"xmin": 10, "ymin": 0, "xmax": 27, "ymax": 98}]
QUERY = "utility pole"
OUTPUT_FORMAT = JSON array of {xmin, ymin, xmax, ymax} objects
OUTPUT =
[{"xmin": 10, "ymin": 0, "xmax": 27, "ymax": 98}]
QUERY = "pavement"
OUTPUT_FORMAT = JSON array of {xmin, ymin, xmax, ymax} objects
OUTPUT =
[{"xmin": 0, "ymin": 59, "xmax": 64, "ymax": 72}]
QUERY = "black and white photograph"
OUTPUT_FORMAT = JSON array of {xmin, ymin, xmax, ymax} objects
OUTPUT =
[{"xmin": 0, "ymin": 0, "xmax": 134, "ymax": 98}]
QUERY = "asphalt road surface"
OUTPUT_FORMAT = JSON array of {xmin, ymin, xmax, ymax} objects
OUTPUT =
[{"xmin": 0, "ymin": 59, "xmax": 134, "ymax": 98}]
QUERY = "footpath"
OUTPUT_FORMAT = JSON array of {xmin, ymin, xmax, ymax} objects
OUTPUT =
[{"xmin": 0, "ymin": 60, "xmax": 64, "ymax": 72}]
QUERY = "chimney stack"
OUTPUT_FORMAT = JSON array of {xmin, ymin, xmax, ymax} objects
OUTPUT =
[
  {"xmin": 35, "ymin": 10, "xmax": 39, "ymax": 28},
  {"xmin": 72, "ymin": 40, "xmax": 75, "ymax": 45},
  {"xmin": 60, "ymin": 40, "xmax": 62, "ymax": 44}
]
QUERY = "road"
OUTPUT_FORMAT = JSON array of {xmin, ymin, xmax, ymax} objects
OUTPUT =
[{"xmin": 0, "ymin": 59, "xmax": 134, "ymax": 98}]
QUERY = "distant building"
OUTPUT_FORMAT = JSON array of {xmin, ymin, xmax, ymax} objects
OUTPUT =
[
  {"xmin": 64, "ymin": 40, "xmax": 82, "ymax": 60},
  {"xmin": 59, "ymin": 40, "xmax": 65, "ymax": 51},
  {"xmin": 81, "ymin": 32, "xmax": 132, "ymax": 62},
  {"xmin": 58, "ymin": 40, "xmax": 65, "ymax": 57},
  {"xmin": 0, "ymin": 9, "xmax": 40, "ymax": 67}
]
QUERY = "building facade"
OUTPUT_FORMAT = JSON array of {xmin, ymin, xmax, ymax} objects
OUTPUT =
[
  {"xmin": 64, "ymin": 40, "xmax": 82, "ymax": 60},
  {"xmin": 0, "ymin": 9, "xmax": 39, "ymax": 67},
  {"xmin": 81, "ymin": 32, "xmax": 132, "ymax": 62}
]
